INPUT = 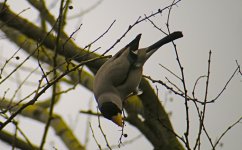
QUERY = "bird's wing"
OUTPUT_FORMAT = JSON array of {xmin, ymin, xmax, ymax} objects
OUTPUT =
[
  {"xmin": 94, "ymin": 34, "xmax": 143, "ymax": 98},
  {"xmin": 104, "ymin": 34, "xmax": 142, "ymax": 86},
  {"xmin": 112, "ymin": 34, "xmax": 142, "ymax": 60}
]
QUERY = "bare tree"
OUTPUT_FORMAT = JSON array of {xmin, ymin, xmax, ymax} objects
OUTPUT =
[{"xmin": 0, "ymin": 0, "xmax": 241, "ymax": 150}]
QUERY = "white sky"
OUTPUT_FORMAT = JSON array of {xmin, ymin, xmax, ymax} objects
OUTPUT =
[{"xmin": 0, "ymin": 0, "xmax": 241, "ymax": 150}]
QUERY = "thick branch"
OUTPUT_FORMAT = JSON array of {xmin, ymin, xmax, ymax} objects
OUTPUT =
[
  {"xmin": 0, "ymin": 3, "xmax": 104, "ymax": 72},
  {"xmin": 0, "ymin": 99, "xmax": 85, "ymax": 150},
  {"xmin": 0, "ymin": 130, "xmax": 39, "ymax": 150},
  {"xmin": 0, "ymin": 22, "xmax": 94, "ymax": 91},
  {"xmin": 139, "ymin": 79, "xmax": 184, "ymax": 150}
]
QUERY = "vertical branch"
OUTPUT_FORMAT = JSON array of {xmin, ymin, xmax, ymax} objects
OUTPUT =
[
  {"xmin": 12, "ymin": 121, "xmax": 17, "ymax": 150},
  {"xmin": 89, "ymin": 122, "xmax": 102, "ymax": 150},
  {"xmin": 39, "ymin": 0, "xmax": 65, "ymax": 149},
  {"xmin": 26, "ymin": 0, "xmax": 69, "ymax": 39},
  {"xmin": 202, "ymin": 50, "xmax": 211, "ymax": 117},
  {"xmin": 97, "ymin": 111, "xmax": 112, "ymax": 150},
  {"xmin": 39, "ymin": 0, "xmax": 47, "ymax": 31},
  {"xmin": 166, "ymin": 0, "xmax": 190, "ymax": 149},
  {"xmin": 84, "ymin": 99, "xmax": 93, "ymax": 147},
  {"xmin": 61, "ymin": 0, "xmax": 71, "ymax": 30},
  {"xmin": 194, "ymin": 50, "xmax": 212, "ymax": 149}
]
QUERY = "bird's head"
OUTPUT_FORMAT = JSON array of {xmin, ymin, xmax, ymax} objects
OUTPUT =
[
  {"xmin": 98, "ymin": 93, "xmax": 123, "ymax": 127},
  {"xmin": 100, "ymin": 102, "xmax": 123, "ymax": 127}
]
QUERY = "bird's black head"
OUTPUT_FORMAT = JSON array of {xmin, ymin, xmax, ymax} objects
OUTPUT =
[{"xmin": 100, "ymin": 102, "xmax": 122, "ymax": 120}]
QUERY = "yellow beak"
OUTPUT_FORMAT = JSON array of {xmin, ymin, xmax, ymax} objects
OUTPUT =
[{"xmin": 111, "ymin": 113, "xmax": 123, "ymax": 127}]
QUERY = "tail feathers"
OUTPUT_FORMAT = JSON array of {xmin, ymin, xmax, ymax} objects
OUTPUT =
[
  {"xmin": 147, "ymin": 31, "xmax": 183, "ymax": 52},
  {"xmin": 145, "ymin": 31, "xmax": 183, "ymax": 59}
]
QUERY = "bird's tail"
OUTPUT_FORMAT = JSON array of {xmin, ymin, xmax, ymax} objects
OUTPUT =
[{"xmin": 146, "ymin": 31, "xmax": 183, "ymax": 59}]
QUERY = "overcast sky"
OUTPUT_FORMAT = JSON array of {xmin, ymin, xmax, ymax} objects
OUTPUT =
[{"xmin": 0, "ymin": 0, "xmax": 242, "ymax": 150}]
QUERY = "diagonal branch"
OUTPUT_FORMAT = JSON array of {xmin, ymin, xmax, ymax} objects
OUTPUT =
[
  {"xmin": 0, "ymin": 99, "xmax": 85, "ymax": 150},
  {"xmin": 0, "ymin": 3, "xmax": 104, "ymax": 72}
]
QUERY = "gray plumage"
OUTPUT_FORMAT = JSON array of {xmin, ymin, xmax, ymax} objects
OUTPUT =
[{"xmin": 93, "ymin": 31, "xmax": 183, "ymax": 126}]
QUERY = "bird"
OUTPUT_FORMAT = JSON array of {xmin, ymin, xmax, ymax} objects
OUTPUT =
[{"xmin": 93, "ymin": 31, "xmax": 183, "ymax": 127}]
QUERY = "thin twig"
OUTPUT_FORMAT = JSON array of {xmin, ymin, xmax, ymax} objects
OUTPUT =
[
  {"xmin": 0, "ymin": 43, "xmax": 21, "ymax": 79},
  {"xmin": 118, "ymin": 109, "xmax": 126, "ymax": 147},
  {"xmin": 194, "ymin": 50, "xmax": 212, "ymax": 149},
  {"xmin": 0, "ymin": 54, "xmax": 109, "ymax": 130},
  {"xmin": 9, "ymin": 66, "xmax": 39, "ymax": 104},
  {"xmin": 86, "ymin": 20, "xmax": 116, "ymax": 50},
  {"xmin": 159, "ymin": 63, "xmax": 182, "ymax": 81},
  {"xmin": 0, "ymin": 40, "xmax": 34, "ymax": 85},
  {"xmin": 165, "ymin": 77, "xmax": 184, "ymax": 95},
  {"xmin": 166, "ymin": 0, "xmax": 190, "ymax": 149},
  {"xmin": 89, "ymin": 122, "xmax": 102, "ymax": 150},
  {"xmin": 192, "ymin": 75, "xmax": 207, "ymax": 99},
  {"xmin": 37, "ymin": 44, "xmax": 49, "ymax": 84},
  {"xmin": 69, "ymin": 19, "xmax": 115, "ymax": 61},
  {"xmin": 214, "ymin": 117, "xmax": 242, "ymax": 148},
  {"xmin": 145, "ymin": 14, "xmax": 168, "ymax": 35},
  {"xmin": 84, "ymin": 99, "xmax": 93, "ymax": 147},
  {"xmin": 80, "ymin": 110, "xmax": 101, "ymax": 117},
  {"xmin": 143, "ymin": 75, "xmax": 207, "ymax": 105},
  {"xmin": 103, "ymin": 0, "xmax": 181, "ymax": 55},
  {"xmin": 15, "ymin": 122, "xmax": 35, "ymax": 149},
  {"xmin": 209, "ymin": 66, "xmax": 239, "ymax": 102},
  {"xmin": 40, "ymin": 1, "xmax": 66, "ymax": 149},
  {"xmin": 97, "ymin": 109, "xmax": 112, "ymax": 150},
  {"xmin": 62, "ymin": 23, "xmax": 83, "ymax": 50},
  {"xmin": 235, "ymin": 60, "xmax": 241, "ymax": 75}
]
